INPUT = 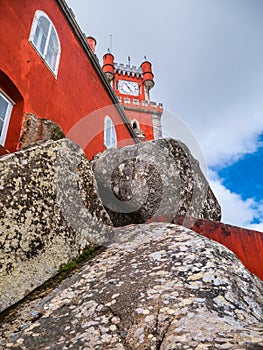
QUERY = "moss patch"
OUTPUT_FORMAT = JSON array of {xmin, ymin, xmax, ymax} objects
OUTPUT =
[
  {"xmin": 0, "ymin": 246, "xmax": 106, "ymax": 323},
  {"xmin": 59, "ymin": 247, "xmax": 96, "ymax": 273}
]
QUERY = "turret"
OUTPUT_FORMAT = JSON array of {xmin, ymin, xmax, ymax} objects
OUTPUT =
[
  {"xmin": 102, "ymin": 52, "xmax": 115, "ymax": 84},
  {"xmin": 141, "ymin": 59, "xmax": 155, "ymax": 90},
  {"xmin": 141, "ymin": 59, "xmax": 154, "ymax": 102},
  {"xmin": 87, "ymin": 36, "xmax": 96, "ymax": 53}
]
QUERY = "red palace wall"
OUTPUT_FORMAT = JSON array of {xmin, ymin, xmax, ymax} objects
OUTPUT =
[
  {"xmin": 0, "ymin": 0, "xmax": 135, "ymax": 159},
  {"xmin": 149, "ymin": 214, "xmax": 263, "ymax": 280},
  {"xmin": 189, "ymin": 219, "xmax": 263, "ymax": 281}
]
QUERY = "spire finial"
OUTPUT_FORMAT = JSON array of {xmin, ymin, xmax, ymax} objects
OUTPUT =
[
  {"xmin": 128, "ymin": 56, "xmax": 131, "ymax": 66},
  {"xmin": 144, "ymin": 55, "xmax": 147, "ymax": 61},
  {"xmin": 109, "ymin": 34, "xmax": 113, "ymax": 52}
]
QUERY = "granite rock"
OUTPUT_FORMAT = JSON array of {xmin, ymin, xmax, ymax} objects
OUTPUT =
[
  {"xmin": 92, "ymin": 138, "xmax": 221, "ymax": 227},
  {"xmin": 0, "ymin": 223, "xmax": 262, "ymax": 349},
  {"xmin": 0, "ymin": 139, "xmax": 113, "ymax": 312},
  {"xmin": 174, "ymin": 216, "xmax": 263, "ymax": 281},
  {"xmin": 19, "ymin": 113, "xmax": 65, "ymax": 149}
]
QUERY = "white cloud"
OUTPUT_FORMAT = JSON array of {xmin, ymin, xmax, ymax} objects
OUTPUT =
[
  {"xmin": 199, "ymin": 115, "xmax": 263, "ymax": 168},
  {"xmin": 66, "ymin": 0, "xmax": 263, "ymax": 232},
  {"xmin": 163, "ymin": 103, "xmax": 263, "ymax": 170},
  {"xmin": 208, "ymin": 171, "xmax": 263, "ymax": 231}
]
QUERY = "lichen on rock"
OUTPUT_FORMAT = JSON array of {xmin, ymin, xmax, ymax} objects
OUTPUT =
[
  {"xmin": 19, "ymin": 113, "xmax": 65, "ymax": 149},
  {"xmin": 0, "ymin": 223, "xmax": 262, "ymax": 349},
  {"xmin": 0, "ymin": 139, "xmax": 113, "ymax": 312},
  {"xmin": 92, "ymin": 138, "xmax": 221, "ymax": 227}
]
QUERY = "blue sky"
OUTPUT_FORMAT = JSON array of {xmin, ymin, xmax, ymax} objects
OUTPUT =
[
  {"xmin": 215, "ymin": 134, "xmax": 263, "ymax": 205},
  {"xmin": 66, "ymin": 0, "xmax": 263, "ymax": 230}
]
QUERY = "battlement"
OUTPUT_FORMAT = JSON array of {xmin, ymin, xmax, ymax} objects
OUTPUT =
[
  {"xmin": 117, "ymin": 95, "xmax": 163, "ymax": 114},
  {"xmin": 114, "ymin": 62, "xmax": 143, "ymax": 78}
]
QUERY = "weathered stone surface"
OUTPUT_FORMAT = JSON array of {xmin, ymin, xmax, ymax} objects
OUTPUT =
[
  {"xmin": 19, "ymin": 113, "xmax": 65, "ymax": 149},
  {"xmin": 1, "ymin": 223, "xmax": 262, "ymax": 349},
  {"xmin": 0, "ymin": 139, "xmax": 113, "ymax": 312},
  {"xmin": 174, "ymin": 216, "xmax": 263, "ymax": 281},
  {"xmin": 92, "ymin": 138, "xmax": 221, "ymax": 227}
]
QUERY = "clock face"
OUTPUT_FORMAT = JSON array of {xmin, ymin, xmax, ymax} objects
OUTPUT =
[{"xmin": 118, "ymin": 80, "xmax": 139, "ymax": 96}]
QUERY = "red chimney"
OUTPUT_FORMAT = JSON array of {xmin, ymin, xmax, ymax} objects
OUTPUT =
[
  {"xmin": 141, "ymin": 60, "xmax": 155, "ymax": 90},
  {"xmin": 87, "ymin": 36, "xmax": 96, "ymax": 53},
  {"xmin": 102, "ymin": 52, "xmax": 115, "ymax": 81}
]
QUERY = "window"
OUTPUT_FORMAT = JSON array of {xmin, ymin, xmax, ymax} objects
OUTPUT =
[
  {"xmin": 132, "ymin": 119, "xmax": 140, "ymax": 130},
  {"xmin": 104, "ymin": 116, "xmax": 117, "ymax": 149},
  {"xmin": 0, "ymin": 91, "xmax": 14, "ymax": 146},
  {"xmin": 29, "ymin": 10, "xmax": 61, "ymax": 76}
]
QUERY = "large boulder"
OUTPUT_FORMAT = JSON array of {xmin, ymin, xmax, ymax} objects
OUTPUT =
[
  {"xmin": 92, "ymin": 138, "xmax": 221, "ymax": 227},
  {"xmin": 19, "ymin": 113, "xmax": 65, "ymax": 149},
  {"xmin": 0, "ymin": 139, "xmax": 113, "ymax": 312},
  {"xmin": 0, "ymin": 223, "xmax": 262, "ymax": 349}
]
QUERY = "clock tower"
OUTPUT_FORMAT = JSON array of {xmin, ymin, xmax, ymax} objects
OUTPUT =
[{"xmin": 102, "ymin": 52, "xmax": 163, "ymax": 141}]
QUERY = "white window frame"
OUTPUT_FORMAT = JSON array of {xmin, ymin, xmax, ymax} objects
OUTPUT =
[
  {"xmin": 104, "ymin": 116, "xmax": 117, "ymax": 149},
  {"xmin": 0, "ymin": 90, "xmax": 14, "ymax": 146},
  {"xmin": 29, "ymin": 10, "xmax": 61, "ymax": 77}
]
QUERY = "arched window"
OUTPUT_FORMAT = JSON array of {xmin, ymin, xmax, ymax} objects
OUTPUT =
[
  {"xmin": 29, "ymin": 10, "xmax": 61, "ymax": 76},
  {"xmin": 104, "ymin": 116, "xmax": 117, "ymax": 149},
  {"xmin": 0, "ymin": 90, "xmax": 14, "ymax": 146}
]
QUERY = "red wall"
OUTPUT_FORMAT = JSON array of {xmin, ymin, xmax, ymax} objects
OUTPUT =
[
  {"xmin": 148, "ymin": 215, "xmax": 263, "ymax": 280},
  {"xmin": 124, "ymin": 109, "xmax": 155, "ymax": 141},
  {"xmin": 0, "ymin": 0, "xmax": 135, "ymax": 159},
  {"xmin": 189, "ymin": 219, "xmax": 263, "ymax": 281}
]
